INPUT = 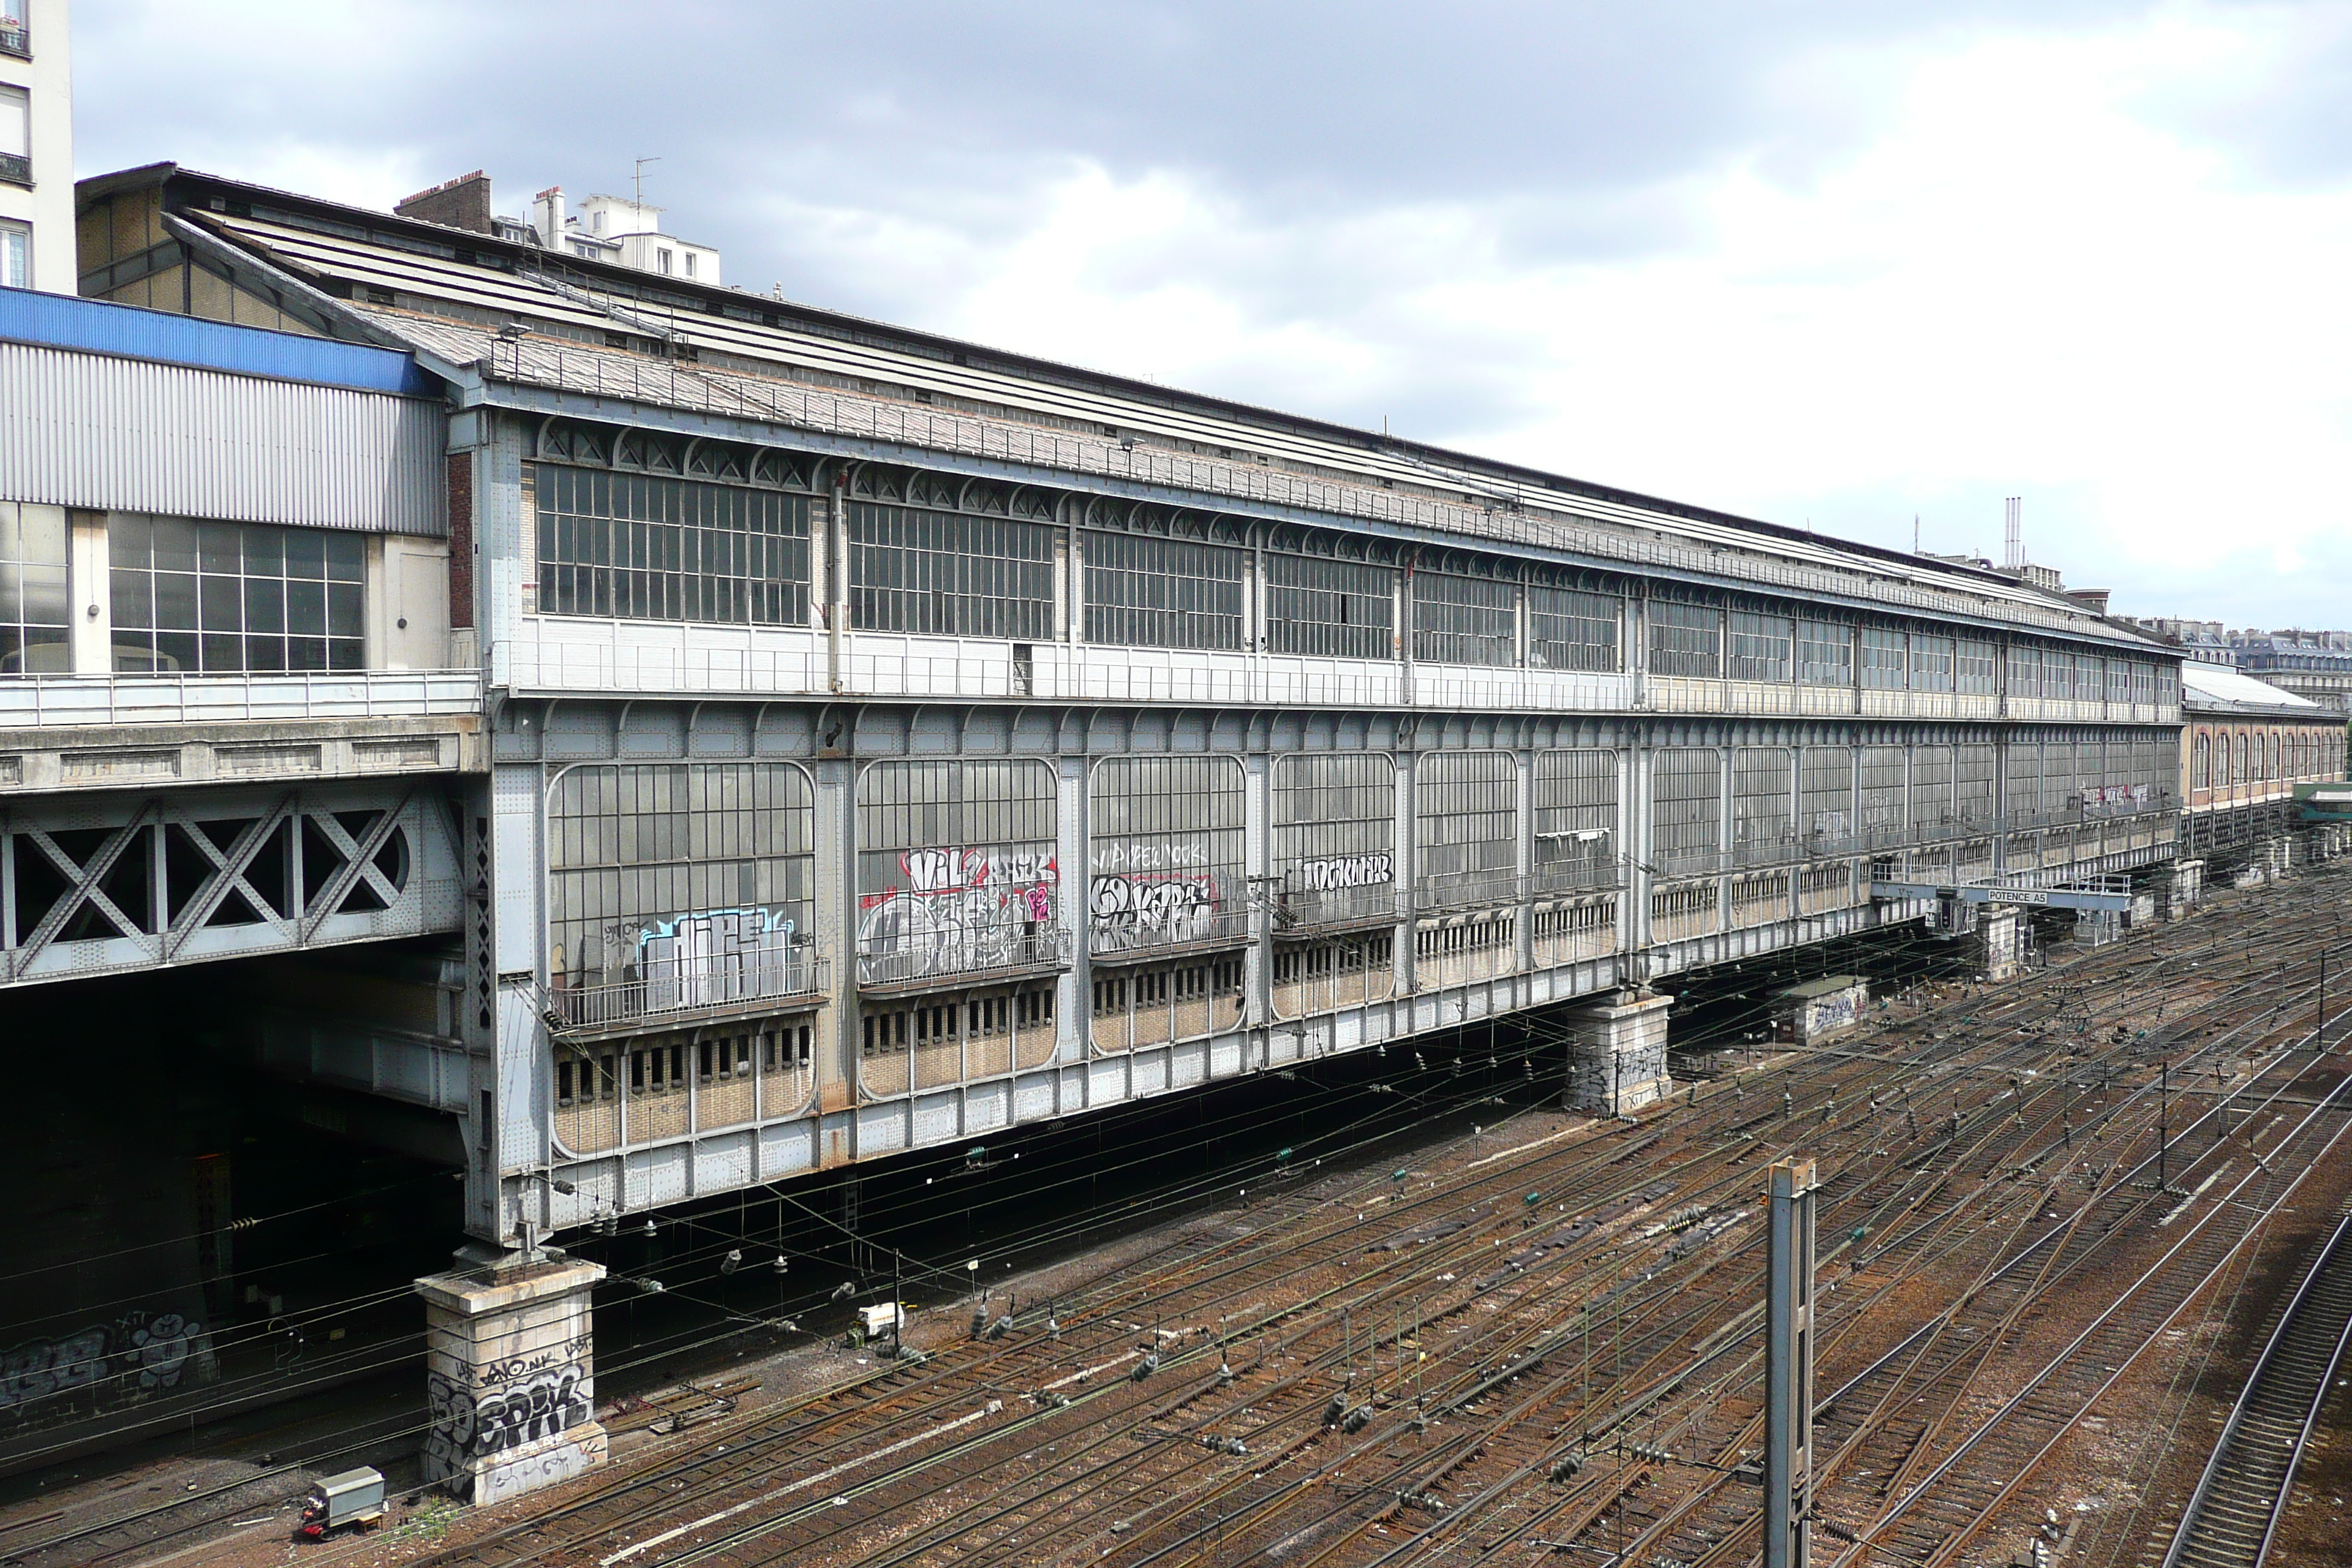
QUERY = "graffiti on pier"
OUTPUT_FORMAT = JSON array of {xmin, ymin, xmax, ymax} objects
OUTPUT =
[
  {"xmin": 0, "ymin": 1310, "xmax": 212, "ymax": 1431},
  {"xmin": 423, "ymin": 1352, "xmax": 595, "ymax": 1498},
  {"xmin": 857, "ymin": 846, "xmax": 1058, "ymax": 983}
]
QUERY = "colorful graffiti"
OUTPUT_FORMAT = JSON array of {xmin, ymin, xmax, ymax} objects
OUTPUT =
[
  {"xmin": 0, "ymin": 1310, "xmax": 211, "ymax": 1429},
  {"xmin": 637, "ymin": 906, "xmax": 799, "ymax": 1006},
  {"xmin": 857, "ymin": 846, "xmax": 1058, "ymax": 982}
]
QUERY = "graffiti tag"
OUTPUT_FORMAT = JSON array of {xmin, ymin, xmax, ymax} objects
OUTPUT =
[
  {"xmin": 1089, "ymin": 872, "xmax": 1218, "ymax": 951},
  {"xmin": 0, "ymin": 1311, "xmax": 210, "ymax": 1429},
  {"xmin": 1294, "ymin": 853, "xmax": 1393, "ymax": 892},
  {"xmin": 424, "ymin": 1362, "xmax": 593, "ymax": 1495},
  {"xmin": 636, "ymin": 906, "xmax": 798, "ymax": 1006},
  {"xmin": 857, "ymin": 847, "xmax": 1058, "ymax": 983}
]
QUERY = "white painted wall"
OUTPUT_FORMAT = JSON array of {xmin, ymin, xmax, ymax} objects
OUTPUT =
[{"xmin": 0, "ymin": 0, "xmax": 75, "ymax": 294}]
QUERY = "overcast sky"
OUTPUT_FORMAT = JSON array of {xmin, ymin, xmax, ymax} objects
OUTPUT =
[{"xmin": 69, "ymin": 1, "xmax": 2352, "ymax": 629}]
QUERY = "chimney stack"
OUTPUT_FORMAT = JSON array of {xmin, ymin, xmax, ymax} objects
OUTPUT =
[
  {"xmin": 395, "ymin": 171, "xmax": 494, "ymax": 235},
  {"xmin": 532, "ymin": 185, "xmax": 568, "ymax": 248}
]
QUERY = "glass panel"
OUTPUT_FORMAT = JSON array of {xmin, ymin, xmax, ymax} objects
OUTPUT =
[
  {"xmin": 1088, "ymin": 757, "xmax": 1247, "ymax": 954},
  {"xmin": 1649, "ymin": 602, "xmax": 1722, "ymax": 678},
  {"xmin": 1273, "ymin": 753, "xmax": 1398, "ymax": 921},
  {"xmin": 1265, "ymin": 554, "xmax": 1392, "ymax": 660},
  {"xmin": 108, "ymin": 519, "xmax": 369, "ymax": 674},
  {"xmin": 854, "ymin": 758, "xmax": 1058, "ymax": 984},
  {"xmin": 1085, "ymin": 532, "xmax": 1245, "ymax": 651},
  {"xmin": 1412, "ymin": 573, "xmax": 1517, "ymax": 666},
  {"xmin": 1416, "ymin": 750, "xmax": 1518, "ymax": 904},
  {"xmin": 1529, "ymin": 587, "xmax": 1621, "ymax": 672},
  {"xmin": 539, "ymin": 462, "xmax": 810, "ymax": 628},
  {"xmin": 849, "ymin": 503, "xmax": 1049, "ymax": 639}
]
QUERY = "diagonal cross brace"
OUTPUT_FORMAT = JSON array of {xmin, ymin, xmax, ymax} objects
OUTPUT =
[
  {"xmin": 159, "ymin": 795, "xmax": 303, "ymax": 962},
  {"xmin": 7, "ymin": 809, "xmax": 163, "ymax": 981},
  {"xmin": 298, "ymin": 788, "xmax": 418, "ymax": 944}
]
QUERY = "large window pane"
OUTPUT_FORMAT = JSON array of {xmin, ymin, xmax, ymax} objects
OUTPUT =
[
  {"xmin": 537, "ymin": 461, "xmax": 811, "ymax": 628},
  {"xmin": 0, "ymin": 501, "xmax": 69, "ymax": 676},
  {"xmin": 109, "ymin": 516, "xmax": 367, "ymax": 673},
  {"xmin": 1085, "ymin": 532, "xmax": 1244, "ymax": 651},
  {"xmin": 549, "ymin": 763, "xmax": 817, "ymax": 1019},
  {"xmin": 1265, "ymin": 554, "xmax": 1392, "ymax": 660},
  {"xmin": 1412, "ymin": 573, "xmax": 1516, "ymax": 666},
  {"xmin": 849, "ymin": 504, "xmax": 1050, "ymax": 640}
]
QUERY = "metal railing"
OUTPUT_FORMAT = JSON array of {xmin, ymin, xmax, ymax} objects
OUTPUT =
[
  {"xmin": 0, "ymin": 151, "xmax": 29, "ymax": 187},
  {"xmin": 0, "ymin": 22, "xmax": 26, "ymax": 58},
  {"xmin": 1090, "ymin": 901, "xmax": 1253, "ymax": 960},
  {"xmin": 1411, "ymin": 867, "xmax": 1531, "ymax": 915},
  {"xmin": 1530, "ymin": 855, "xmax": 1628, "ymax": 898},
  {"xmin": 1272, "ymin": 882, "xmax": 1405, "ymax": 930},
  {"xmin": 856, "ymin": 924, "xmax": 1074, "ymax": 989},
  {"xmin": 468, "ymin": 330, "xmax": 2137, "ymax": 643},
  {"xmin": 0, "ymin": 669, "xmax": 483, "ymax": 727},
  {"xmin": 548, "ymin": 954, "xmax": 828, "ymax": 1034}
]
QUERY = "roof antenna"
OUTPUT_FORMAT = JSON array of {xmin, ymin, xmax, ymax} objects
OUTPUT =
[
  {"xmin": 633, "ymin": 156, "xmax": 661, "ymax": 224},
  {"xmin": 1912, "ymin": 514, "xmax": 1920, "ymax": 553}
]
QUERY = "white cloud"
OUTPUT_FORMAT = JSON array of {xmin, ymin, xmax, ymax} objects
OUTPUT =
[
  {"xmin": 845, "ymin": 8, "xmax": 2352, "ymax": 627},
  {"xmin": 68, "ymin": 1, "xmax": 2352, "ymax": 627}
]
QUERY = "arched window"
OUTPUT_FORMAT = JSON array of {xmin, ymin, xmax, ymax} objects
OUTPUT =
[{"xmin": 2194, "ymin": 733, "xmax": 2211, "ymax": 791}]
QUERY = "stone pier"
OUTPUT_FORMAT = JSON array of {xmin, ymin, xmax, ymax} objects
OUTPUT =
[
  {"xmin": 2161, "ymin": 859, "xmax": 2204, "ymax": 921},
  {"xmin": 417, "ymin": 1249, "xmax": 607, "ymax": 1506},
  {"xmin": 1562, "ymin": 990, "xmax": 1673, "ymax": 1115},
  {"xmin": 1975, "ymin": 905, "xmax": 2024, "ymax": 981}
]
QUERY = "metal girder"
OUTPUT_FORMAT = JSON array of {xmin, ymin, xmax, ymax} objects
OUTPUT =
[{"xmin": 0, "ymin": 781, "xmax": 461, "ymax": 987}]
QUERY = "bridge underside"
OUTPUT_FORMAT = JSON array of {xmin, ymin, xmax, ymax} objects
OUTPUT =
[{"xmin": 0, "ymin": 781, "xmax": 464, "ymax": 985}]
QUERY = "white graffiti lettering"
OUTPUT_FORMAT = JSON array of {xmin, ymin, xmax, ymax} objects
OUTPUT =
[
  {"xmin": 1088, "ymin": 873, "xmax": 1218, "ymax": 951},
  {"xmin": 637, "ymin": 906, "xmax": 799, "ymax": 1008},
  {"xmin": 857, "ymin": 847, "xmax": 1058, "ymax": 983},
  {"xmin": 1088, "ymin": 841, "xmax": 1210, "ymax": 873},
  {"xmin": 1294, "ymin": 853, "xmax": 1393, "ymax": 892},
  {"xmin": 423, "ymin": 1362, "xmax": 594, "ymax": 1495},
  {"xmin": 0, "ymin": 1311, "xmax": 209, "ymax": 1426}
]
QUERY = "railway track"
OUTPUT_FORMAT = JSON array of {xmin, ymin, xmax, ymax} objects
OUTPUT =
[
  {"xmin": 457, "ymin": 873, "xmax": 2340, "ymax": 1568},
  {"xmin": 39, "ymin": 868, "xmax": 2347, "ymax": 1568},
  {"xmin": 2155, "ymin": 1196, "xmax": 2352, "ymax": 1568}
]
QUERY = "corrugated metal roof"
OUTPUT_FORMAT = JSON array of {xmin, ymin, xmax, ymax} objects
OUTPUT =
[
  {"xmin": 0, "ymin": 285, "xmax": 436, "ymax": 396},
  {"xmin": 167, "ymin": 191, "xmax": 2163, "ymax": 638},
  {"xmin": 2180, "ymin": 661, "xmax": 2327, "ymax": 717}
]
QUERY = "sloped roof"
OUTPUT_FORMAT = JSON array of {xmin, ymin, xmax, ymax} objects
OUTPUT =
[
  {"xmin": 2181, "ymin": 661, "xmax": 2328, "ymax": 717},
  {"xmin": 81, "ymin": 162, "xmax": 2179, "ymax": 648}
]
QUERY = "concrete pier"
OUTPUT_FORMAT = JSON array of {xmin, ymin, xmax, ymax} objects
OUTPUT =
[
  {"xmin": 417, "ymin": 1252, "xmax": 608, "ymax": 1506},
  {"xmin": 1563, "ymin": 991, "xmax": 1673, "ymax": 1115}
]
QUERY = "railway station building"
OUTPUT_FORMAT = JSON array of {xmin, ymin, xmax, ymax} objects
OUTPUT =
[
  {"xmin": 36, "ymin": 159, "xmax": 2346, "ymax": 1497},
  {"xmin": 2179, "ymin": 660, "xmax": 2349, "ymax": 872}
]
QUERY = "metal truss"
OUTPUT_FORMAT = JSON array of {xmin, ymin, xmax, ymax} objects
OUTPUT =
[{"xmin": 0, "ymin": 781, "xmax": 462, "ymax": 985}]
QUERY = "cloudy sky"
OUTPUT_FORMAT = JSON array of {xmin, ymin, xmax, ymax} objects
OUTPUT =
[{"xmin": 69, "ymin": 1, "xmax": 2352, "ymax": 627}]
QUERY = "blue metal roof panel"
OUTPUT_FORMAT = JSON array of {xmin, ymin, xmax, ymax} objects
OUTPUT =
[{"xmin": 0, "ymin": 287, "xmax": 437, "ymax": 397}]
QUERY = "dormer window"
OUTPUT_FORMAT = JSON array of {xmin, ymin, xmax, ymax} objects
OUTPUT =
[
  {"xmin": 657, "ymin": 248, "xmax": 673, "ymax": 274},
  {"xmin": 684, "ymin": 252, "xmax": 696, "ymax": 278}
]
